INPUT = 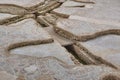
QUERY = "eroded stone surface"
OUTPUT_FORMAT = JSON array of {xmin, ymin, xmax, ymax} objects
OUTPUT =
[
  {"xmin": 78, "ymin": 35, "xmax": 120, "ymax": 68},
  {"xmin": 0, "ymin": 13, "xmax": 16, "ymax": 20},
  {"xmin": 0, "ymin": 0, "xmax": 44, "ymax": 7},
  {"xmin": 60, "ymin": 1, "xmax": 85, "ymax": 7},
  {"xmin": 45, "ymin": 26, "xmax": 73, "ymax": 46},
  {"xmin": 53, "ymin": 0, "xmax": 120, "ymax": 23},
  {"xmin": 0, "ymin": 18, "xmax": 52, "ymax": 55},
  {"xmin": 0, "ymin": 14, "xmax": 35, "ymax": 25},
  {"xmin": 52, "ymin": 0, "xmax": 94, "ymax": 17},
  {"xmin": 0, "ymin": 13, "xmax": 18, "ymax": 25},
  {"xmin": 55, "ymin": 19, "xmax": 120, "ymax": 41},
  {"xmin": 0, "ymin": 71, "xmax": 16, "ymax": 80},
  {"xmin": 5, "ymin": 55, "xmax": 120, "ymax": 80},
  {"xmin": 72, "ymin": 0, "xmax": 120, "ymax": 23},
  {"xmin": 10, "ymin": 41, "xmax": 74, "ymax": 64},
  {"xmin": 0, "ymin": 0, "xmax": 120, "ymax": 79}
]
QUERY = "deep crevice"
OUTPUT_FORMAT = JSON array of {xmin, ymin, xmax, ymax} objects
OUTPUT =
[{"xmin": 64, "ymin": 45, "xmax": 86, "ymax": 65}]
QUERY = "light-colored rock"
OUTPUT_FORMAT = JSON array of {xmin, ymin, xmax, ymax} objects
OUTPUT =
[
  {"xmin": 0, "ymin": 13, "xmax": 18, "ymax": 25},
  {"xmin": 53, "ymin": 0, "xmax": 120, "ymax": 24},
  {"xmin": 0, "ymin": 13, "xmax": 16, "ymax": 20},
  {"xmin": 52, "ymin": 0, "xmax": 94, "ymax": 17},
  {"xmin": 7, "ymin": 55, "xmax": 120, "ymax": 80},
  {"xmin": 0, "ymin": 71, "xmax": 16, "ymax": 80},
  {"xmin": 54, "ymin": 19, "xmax": 120, "ymax": 41},
  {"xmin": 24, "ymin": 65, "xmax": 38, "ymax": 74},
  {"xmin": 44, "ymin": 26, "xmax": 73, "ymax": 46},
  {"xmin": 60, "ymin": 1, "xmax": 85, "ymax": 7},
  {"xmin": 52, "ymin": 7, "xmax": 82, "ymax": 18},
  {"xmin": 73, "ymin": 0, "xmax": 120, "ymax": 23},
  {"xmin": 10, "ymin": 41, "xmax": 74, "ymax": 64},
  {"xmin": 0, "ymin": 14, "xmax": 35, "ymax": 25},
  {"xmin": 0, "ymin": 0, "xmax": 44, "ymax": 7},
  {"xmin": 0, "ymin": 18, "xmax": 53, "ymax": 55},
  {"xmin": 0, "ymin": 4, "xmax": 28, "ymax": 15},
  {"xmin": 69, "ymin": 15, "xmax": 120, "ymax": 27},
  {"xmin": 78, "ymin": 35, "xmax": 120, "ymax": 68}
]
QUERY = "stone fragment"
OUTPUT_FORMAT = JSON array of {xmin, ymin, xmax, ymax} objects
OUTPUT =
[
  {"xmin": 0, "ymin": 0, "xmax": 45, "ymax": 15},
  {"xmin": 51, "ymin": 1, "xmax": 93, "ymax": 18},
  {"xmin": 72, "ymin": 0, "xmax": 95, "ymax": 3},
  {"xmin": 0, "ymin": 13, "xmax": 18, "ymax": 25},
  {"xmin": 54, "ymin": 19, "xmax": 120, "ymax": 41},
  {"xmin": 0, "ymin": 4, "xmax": 28, "ymax": 15},
  {"xmin": 0, "ymin": 0, "xmax": 44, "ymax": 7},
  {"xmin": 0, "ymin": 14, "xmax": 35, "ymax": 25},
  {"xmin": 77, "ymin": 35, "xmax": 120, "ymax": 68},
  {"xmin": 52, "ymin": 7, "xmax": 81, "ymax": 18},
  {"xmin": 37, "ymin": 16, "xmax": 51, "ymax": 27},
  {"xmin": 24, "ymin": 65, "xmax": 38, "ymax": 74},
  {"xmin": 44, "ymin": 26, "xmax": 73, "ymax": 46},
  {"xmin": 0, "ymin": 18, "xmax": 53, "ymax": 55},
  {"xmin": 0, "ymin": 13, "xmax": 16, "ymax": 20},
  {"xmin": 52, "ymin": 0, "xmax": 120, "ymax": 23},
  {"xmin": 72, "ymin": 0, "xmax": 120, "ymax": 23},
  {"xmin": 10, "ymin": 41, "xmax": 74, "ymax": 65},
  {"xmin": 68, "ymin": 45, "xmax": 98, "ymax": 65},
  {"xmin": 69, "ymin": 15, "xmax": 120, "ymax": 27},
  {"xmin": 60, "ymin": 1, "xmax": 85, "ymax": 7},
  {"xmin": 6, "ymin": 55, "xmax": 120, "ymax": 80},
  {"xmin": 0, "ymin": 71, "xmax": 16, "ymax": 80},
  {"xmin": 37, "ymin": 1, "xmax": 61, "ymax": 15}
]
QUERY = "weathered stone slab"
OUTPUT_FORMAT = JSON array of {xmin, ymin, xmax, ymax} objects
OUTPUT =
[
  {"xmin": 69, "ymin": 15, "xmax": 120, "ymax": 27},
  {"xmin": 0, "ymin": 0, "xmax": 44, "ymax": 7},
  {"xmin": 60, "ymin": 1, "xmax": 85, "ymax": 7},
  {"xmin": 54, "ymin": 19, "xmax": 120, "ymax": 41},
  {"xmin": 0, "ymin": 14, "xmax": 35, "ymax": 25},
  {"xmin": 0, "ymin": 13, "xmax": 18, "ymax": 25},
  {"xmin": 10, "ymin": 41, "xmax": 74, "ymax": 64},
  {"xmin": 53, "ymin": 0, "xmax": 120, "ymax": 24},
  {"xmin": 72, "ymin": 0, "xmax": 120, "ymax": 23},
  {"xmin": 37, "ymin": 1, "xmax": 61, "ymax": 15},
  {"xmin": 6, "ymin": 55, "xmax": 120, "ymax": 80},
  {"xmin": 52, "ymin": 7, "xmax": 82, "ymax": 18},
  {"xmin": 0, "ymin": 0, "xmax": 44, "ymax": 15},
  {"xmin": 78, "ymin": 35, "xmax": 120, "ymax": 68},
  {"xmin": 0, "ymin": 71, "xmax": 16, "ymax": 80},
  {"xmin": 67, "ymin": 44, "xmax": 98, "ymax": 65},
  {"xmin": 0, "ymin": 13, "xmax": 16, "ymax": 20},
  {"xmin": 44, "ymin": 26, "xmax": 73, "ymax": 46},
  {"xmin": 51, "ymin": 1, "xmax": 93, "ymax": 18},
  {"xmin": 0, "ymin": 18, "xmax": 53, "ymax": 55},
  {"xmin": 0, "ymin": 4, "xmax": 28, "ymax": 15}
]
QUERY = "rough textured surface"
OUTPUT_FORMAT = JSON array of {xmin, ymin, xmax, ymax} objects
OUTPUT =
[
  {"xmin": 45, "ymin": 26, "xmax": 73, "ymax": 46},
  {"xmin": 55, "ymin": 19, "xmax": 120, "ymax": 41},
  {"xmin": 0, "ymin": 18, "xmax": 53, "ymax": 56},
  {"xmin": 5, "ymin": 55, "xmax": 120, "ymax": 80},
  {"xmin": 72, "ymin": 0, "xmax": 120, "ymax": 23},
  {"xmin": 53, "ymin": 0, "xmax": 120, "ymax": 22},
  {"xmin": 78, "ymin": 35, "xmax": 120, "ymax": 68},
  {"xmin": 0, "ymin": 0, "xmax": 44, "ymax": 7},
  {"xmin": 52, "ymin": 0, "xmax": 93, "ymax": 17},
  {"xmin": 10, "ymin": 41, "xmax": 74, "ymax": 64},
  {"xmin": 0, "ymin": 71, "xmax": 17, "ymax": 80},
  {"xmin": 0, "ymin": 13, "xmax": 16, "ymax": 20},
  {"xmin": 0, "ymin": 0, "xmax": 120, "ymax": 79}
]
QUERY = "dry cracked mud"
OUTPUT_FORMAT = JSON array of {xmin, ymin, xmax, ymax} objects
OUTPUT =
[{"xmin": 0, "ymin": 0, "xmax": 120, "ymax": 80}]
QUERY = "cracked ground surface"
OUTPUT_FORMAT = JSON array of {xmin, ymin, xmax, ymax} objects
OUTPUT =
[{"xmin": 0, "ymin": 0, "xmax": 120, "ymax": 80}]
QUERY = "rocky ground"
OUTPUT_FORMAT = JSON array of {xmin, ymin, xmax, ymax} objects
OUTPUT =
[{"xmin": 0, "ymin": 0, "xmax": 120, "ymax": 80}]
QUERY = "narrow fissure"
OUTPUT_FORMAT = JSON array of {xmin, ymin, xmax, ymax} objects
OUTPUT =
[{"xmin": 64, "ymin": 45, "xmax": 87, "ymax": 65}]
